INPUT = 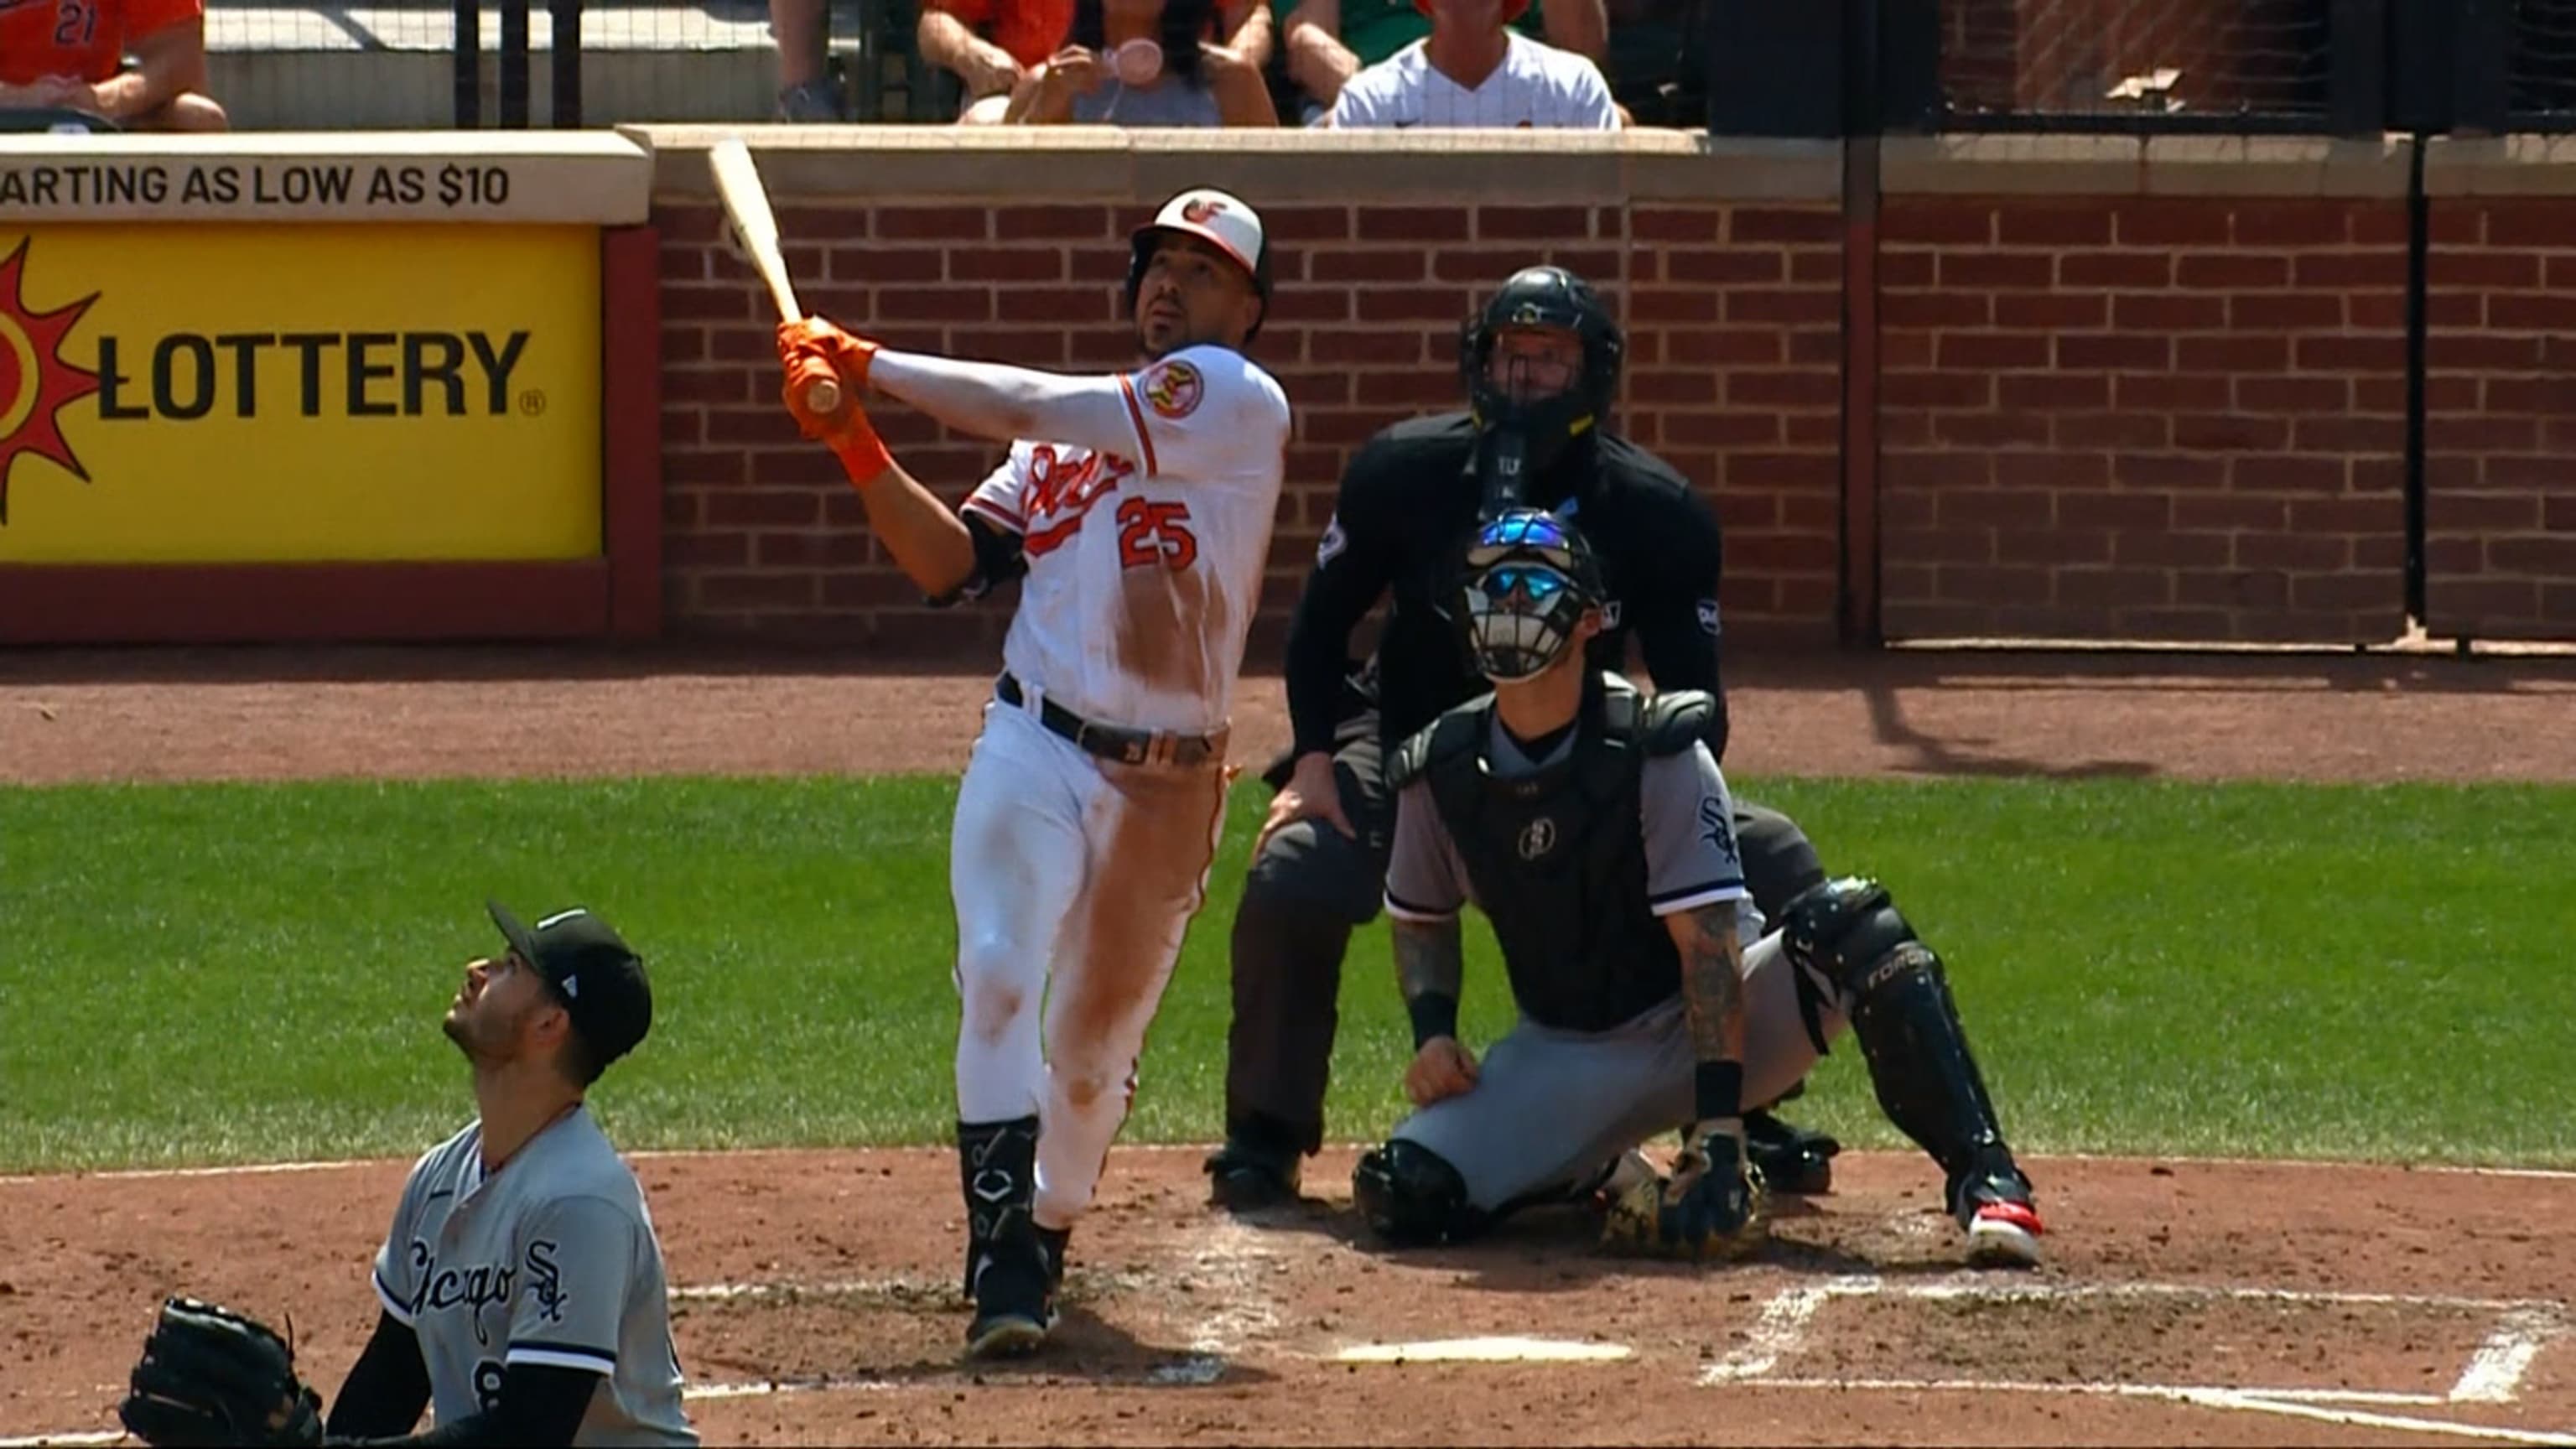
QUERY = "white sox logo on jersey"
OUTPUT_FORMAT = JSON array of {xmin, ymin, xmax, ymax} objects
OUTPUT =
[{"xmin": 405, "ymin": 1237, "xmax": 569, "ymax": 1343}]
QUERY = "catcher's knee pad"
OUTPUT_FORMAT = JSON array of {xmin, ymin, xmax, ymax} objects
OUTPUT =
[
  {"xmin": 1734, "ymin": 802, "xmax": 1828, "ymax": 922},
  {"xmin": 1352, "ymin": 1140, "xmax": 1483, "ymax": 1247},
  {"xmin": 1776, "ymin": 875, "xmax": 1937, "ymax": 1007}
]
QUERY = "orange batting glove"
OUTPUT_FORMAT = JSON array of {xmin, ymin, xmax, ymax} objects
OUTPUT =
[
  {"xmin": 776, "ymin": 322, "xmax": 891, "ymax": 484},
  {"xmin": 776, "ymin": 318, "xmax": 877, "ymax": 392}
]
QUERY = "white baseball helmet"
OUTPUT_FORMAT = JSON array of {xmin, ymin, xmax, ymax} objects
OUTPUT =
[{"xmin": 1126, "ymin": 187, "xmax": 1271, "ymax": 338}]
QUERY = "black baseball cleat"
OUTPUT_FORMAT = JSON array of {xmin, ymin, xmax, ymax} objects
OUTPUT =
[
  {"xmin": 1743, "ymin": 1109, "xmax": 1841, "ymax": 1197},
  {"xmin": 964, "ymin": 1228, "xmax": 1057, "ymax": 1358},
  {"xmin": 1203, "ymin": 1137, "xmax": 1301, "ymax": 1212},
  {"xmin": 1949, "ymin": 1150, "xmax": 2044, "ymax": 1270}
]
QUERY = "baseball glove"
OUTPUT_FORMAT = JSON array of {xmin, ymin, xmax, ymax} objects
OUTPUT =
[
  {"xmin": 1601, "ymin": 1131, "xmax": 1769, "ymax": 1262},
  {"xmin": 117, "ymin": 1296, "xmax": 325, "ymax": 1448}
]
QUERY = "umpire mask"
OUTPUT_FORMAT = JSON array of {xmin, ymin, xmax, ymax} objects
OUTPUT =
[
  {"xmin": 1458, "ymin": 267, "xmax": 1623, "ymax": 514},
  {"xmin": 1457, "ymin": 508, "xmax": 1603, "ymax": 683}
]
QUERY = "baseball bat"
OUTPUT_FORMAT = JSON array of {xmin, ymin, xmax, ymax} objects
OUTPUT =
[{"xmin": 709, "ymin": 138, "xmax": 843, "ymax": 415}]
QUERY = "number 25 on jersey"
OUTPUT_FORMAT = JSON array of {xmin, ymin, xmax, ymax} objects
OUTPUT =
[{"xmin": 1117, "ymin": 498, "xmax": 1197, "ymax": 571}]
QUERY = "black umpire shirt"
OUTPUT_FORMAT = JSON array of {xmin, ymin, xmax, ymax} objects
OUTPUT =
[{"xmin": 1283, "ymin": 410, "xmax": 1731, "ymax": 761}]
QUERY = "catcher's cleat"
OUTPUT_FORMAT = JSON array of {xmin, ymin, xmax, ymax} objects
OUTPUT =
[
  {"xmin": 1950, "ymin": 1155, "xmax": 2044, "ymax": 1269},
  {"xmin": 1203, "ymin": 1137, "xmax": 1301, "ymax": 1213},
  {"xmin": 1743, "ymin": 1108, "xmax": 1841, "ymax": 1196}
]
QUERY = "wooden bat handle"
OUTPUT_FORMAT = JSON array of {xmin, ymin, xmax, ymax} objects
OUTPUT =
[{"xmin": 790, "ymin": 356, "xmax": 843, "ymax": 416}]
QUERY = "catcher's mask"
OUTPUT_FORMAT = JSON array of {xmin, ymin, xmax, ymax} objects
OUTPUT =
[
  {"xmin": 1457, "ymin": 507, "xmax": 1603, "ymax": 683},
  {"xmin": 1458, "ymin": 266, "xmax": 1623, "ymax": 477},
  {"xmin": 1125, "ymin": 186, "xmax": 1272, "ymax": 345}
]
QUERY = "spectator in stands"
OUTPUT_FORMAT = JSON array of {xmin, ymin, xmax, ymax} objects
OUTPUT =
[
  {"xmin": 1279, "ymin": 0, "xmax": 1598, "ymax": 122},
  {"xmin": 1321, "ymin": 0, "xmax": 1615, "ymax": 127},
  {"xmin": 928, "ymin": 0, "xmax": 1274, "ymax": 122},
  {"xmin": 0, "ymin": 0, "xmax": 226, "ymax": 131},
  {"xmin": 999, "ymin": 0, "xmax": 1278, "ymax": 125},
  {"xmin": 770, "ymin": 0, "xmax": 844, "ymax": 119}
]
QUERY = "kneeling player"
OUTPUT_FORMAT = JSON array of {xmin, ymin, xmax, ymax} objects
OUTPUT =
[{"xmin": 1349, "ymin": 510, "xmax": 2045, "ymax": 1268}]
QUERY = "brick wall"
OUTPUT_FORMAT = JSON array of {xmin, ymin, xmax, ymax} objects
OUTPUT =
[
  {"xmin": 655, "ymin": 195, "xmax": 1842, "ymax": 657},
  {"xmin": 642, "ymin": 133, "xmax": 2576, "ymax": 658},
  {"xmin": 2423, "ymin": 197, "xmax": 2576, "ymax": 640},
  {"xmin": 1877, "ymin": 194, "xmax": 2410, "ymax": 642}
]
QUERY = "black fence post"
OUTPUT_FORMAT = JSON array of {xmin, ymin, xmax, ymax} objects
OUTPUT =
[
  {"xmin": 1703, "ymin": 0, "xmax": 1848, "ymax": 137},
  {"xmin": 454, "ymin": 0, "xmax": 480, "ymax": 127},
  {"xmin": 2328, "ymin": 0, "xmax": 2390, "ymax": 136},
  {"xmin": 551, "ymin": 0, "xmax": 584, "ymax": 127},
  {"xmin": 1872, "ymin": 0, "xmax": 1942, "ymax": 134},
  {"xmin": 501, "ymin": 0, "xmax": 532, "ymax": 127},
  {"xmin": 2451, "ymin": 0, "xmax": 2513, "ymax": 135}
]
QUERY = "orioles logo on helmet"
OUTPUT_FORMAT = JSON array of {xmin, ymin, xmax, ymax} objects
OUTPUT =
[{"xmin": 1181, "ymin": 196, "xmax": 1228, "ymax": 225}]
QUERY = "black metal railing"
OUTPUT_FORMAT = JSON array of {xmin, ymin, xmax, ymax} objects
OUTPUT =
[{"xmin": 1699, "ymin": 0, "xmax": 2576, "ymax": 140}]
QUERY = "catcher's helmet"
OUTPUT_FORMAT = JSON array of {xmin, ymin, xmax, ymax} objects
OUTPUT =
[
  {"xmin": 1126, "ymin": 187, "xmax": 1272, "ymax": 344},
  {"xmin": 1457, "ymin": 265, "xmax": 1624, "ymax": 470},
  {"xmin": 1456, "ymin": 507, "xmax": 1605, "ymax": 683}
]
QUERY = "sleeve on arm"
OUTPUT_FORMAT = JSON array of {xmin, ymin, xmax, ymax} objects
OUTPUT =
[
  {"xmin": 1285, "ymin": 458, "xmax": 1400, "ymax": 754},
  {"xmin": 1119, "ymin": 346, "xmax": 1291, "ymax": 484},
  {"xmin": 1631, "ymin": 501, "xmax": 1725, "ymax": 696},
  {"xmin": 325, "ymin": 1312, "xmax": 433, "ymax": 1441},
  {"xmin": 1383, "ymin": 782, "xmax": 1469, "ymax": 922},
  {"xmin": 1576, "ymin": 61, "xmax": 1620, "ymax": 128},
  {"xmin": 935, "ymin": 446, "xmax": 1031, "ymax": 607},
  {"xmin": 504, "ymin": 1197, "xmax": 637, "ymax": 1378},
  {"xmin": 958, "ymin": 444, "xmax": 1030, "ymax": 538},
  {"xmin": 1640, "ymin": 745, "xmax": 1748, "ymax": 917},
  {"xmin": 370, "ymin": 1155, "xmax": 434, "ymax": 1327}
]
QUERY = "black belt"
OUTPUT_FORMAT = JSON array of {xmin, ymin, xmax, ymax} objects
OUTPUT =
[{"xmin": 996, "ymin": 673, "xmax": 1226, "ymax": 769}]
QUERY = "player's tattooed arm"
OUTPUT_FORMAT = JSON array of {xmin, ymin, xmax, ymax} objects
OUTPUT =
[
  {"xmin": 1392, "ymin": 915, "xmax": 1465, "ymax": 1046},
  {"xmin": 1667, "ymin": 904, "xmax": 1748, "ymax": 1120}
]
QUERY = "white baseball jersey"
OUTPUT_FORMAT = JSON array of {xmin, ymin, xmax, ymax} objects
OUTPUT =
[
  {"xmin": 959, "ymin": 342, "xmax": 1291, "ymax": 735},
  {"xmin": 371, "ymin": 1108, "xmax": 696, "ymax": 1446},
  {"xmin": 1327, "ymin": 32, "xmax": 1620, "ymax": 130}
]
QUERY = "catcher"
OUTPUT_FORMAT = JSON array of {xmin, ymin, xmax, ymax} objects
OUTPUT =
[
  {"xmin": 117, "ymin": 902, "xmax": 697, "ymax": 1447},
  {"xmin": 1351, "ymin": 510, "xmax": 2047, "ymax": 1268}
]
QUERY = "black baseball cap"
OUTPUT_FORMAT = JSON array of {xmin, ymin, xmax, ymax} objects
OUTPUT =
[{"xmin": 486, "ymin": 901, "xmax": 654, "ymax": 1069}]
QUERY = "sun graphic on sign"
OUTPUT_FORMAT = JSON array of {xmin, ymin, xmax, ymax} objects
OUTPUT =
[{"xmin": 0, "ymin": 237, "xmax": 102, "ymax": 525}]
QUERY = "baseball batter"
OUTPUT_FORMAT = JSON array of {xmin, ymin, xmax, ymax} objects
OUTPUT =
[
  {"xmin": 776, "ymin": 187, "xmax": 1290, "ymax": 1358},
  {"xmin": 117, "ymin": 902, "xmax": 694, "ymax": 1449}
]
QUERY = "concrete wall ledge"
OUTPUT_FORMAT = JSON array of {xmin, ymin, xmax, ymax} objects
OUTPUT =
[
  {"xmin": 625, "ymin": 124, "xmax": 1843, "ymax": 205},
  {"xmin": 2422, "ymin": 134, "xmax": 2576, "ymax": 195},
  {"xmin": 0, "ymin": 130, "xmax": 655, "ymax": 222},
  {"xmin": 1882, "ymin": 133, "xmax": 2414, "ymax": 198}
]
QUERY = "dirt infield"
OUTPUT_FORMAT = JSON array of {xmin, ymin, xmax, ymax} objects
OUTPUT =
[{"xmin": 4, "ymin": 644, "xmax": 2574, "ymax": 1447}]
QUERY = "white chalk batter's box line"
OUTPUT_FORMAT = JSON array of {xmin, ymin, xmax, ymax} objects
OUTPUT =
[
  {"xmin": 7, "ymin": 1273, "xmax": 2569, "ymax": 1449},
  {"xmin": 1700, "ymin": 1274, "xmax": 2576, "ymax": 1447}
]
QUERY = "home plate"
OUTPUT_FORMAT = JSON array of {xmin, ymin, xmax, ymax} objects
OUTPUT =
[{"xmin": 1336, "ymin": 1336, "xmax": 1633, "ymax": 1364}]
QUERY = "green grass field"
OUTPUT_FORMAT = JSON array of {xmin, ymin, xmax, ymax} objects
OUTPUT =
[{"xmin": 3, "ymin": 776, "xmax": 2571, "ymax": 1176}]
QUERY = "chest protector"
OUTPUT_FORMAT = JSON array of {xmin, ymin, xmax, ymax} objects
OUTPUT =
[{"xmin": 1389, "ymin": 675, "xmax": 1717, "ymax": 1034}]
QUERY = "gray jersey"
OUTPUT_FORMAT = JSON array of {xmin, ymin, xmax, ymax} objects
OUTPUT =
[
  {"xmin": 1384, "ymin": 718, "xmax": 1754, "ymax": 937},
  {"xmin": 371, "ymin": 1108, "xmax": 696, "ymax": 1447}
]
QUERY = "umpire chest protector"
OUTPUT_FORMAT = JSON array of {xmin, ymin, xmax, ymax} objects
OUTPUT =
[{"xmin": 1392, "ymin": 675, "xmax": 1716, "ymax": 1033}]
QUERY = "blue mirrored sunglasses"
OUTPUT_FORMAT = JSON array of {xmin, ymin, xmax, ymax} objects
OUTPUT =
[
  {"xmin": 1478, "ymin": 512, "xmax": 1574, "ymax": 552},
  {"xmin": 1477, "ymin": 565, "xmax": 1571, "ymax": 604}
]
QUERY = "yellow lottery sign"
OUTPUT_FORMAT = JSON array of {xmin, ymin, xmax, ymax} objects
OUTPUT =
[{"xmin": 0, "ymin": 223, "xmax": 600, "ymax": 563}]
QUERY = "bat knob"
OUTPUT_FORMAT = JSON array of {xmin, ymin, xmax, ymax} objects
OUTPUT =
[{"xmin": 804, "ymin": 377, "xmax": 843, "ymax": 414}]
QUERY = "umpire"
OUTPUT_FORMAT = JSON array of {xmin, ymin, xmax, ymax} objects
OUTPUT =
[{"xmin": 1207, "ymin": 265, "xmax": 1838, "ymax": 1209}]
